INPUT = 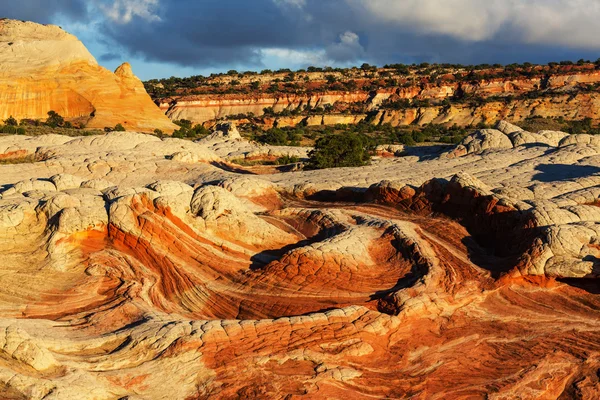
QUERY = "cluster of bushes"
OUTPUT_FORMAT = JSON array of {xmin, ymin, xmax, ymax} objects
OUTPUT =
[
  {"xmin": 103, "ymin": 123, "xmax": 126, "ymax": 132},
  {"xmin": 381, "ymin": 98, "xmax": 435, "ymax": 110},
  {"xmin": 252, "ymin": 127, "xmax": 303, "ymax": 146},
  {"xmin": 0, "ymin": 116, "xmax": 25, "ymax": 134},
  {"xmin": 307, "ymin": 133, "xmax": 374, "ymax": 169},
  {"xmin": 1, "ymin": 112, "xmax": 71, "ymax": 135},
  {"xmin": 562, "ymin": 117, "xmax": 600, "ymax": 135},
  {"xmin": 144, "ymin": 58, "xmax": 600, "ymax": 101},
  {"xmin": 262, "ymin": 104, "xmax": 337, "ymax": 118},
  {"xmin": 227, "ymin": 112, "xmax": 255, "ymax": 120},
  {"xmin": 172, "ymin": 119, "xmax": 210, "ymax": 139},
  {"xmin": 248, "ymin": 121, "xmax": 466, "ymax": 157},
  {"xmin": 231, "ymin": 155, "xmax": 301, "ymax": 167},
  {"xmin": 517, "ymin": 116, "xmax": 600, "ymax": 135}
]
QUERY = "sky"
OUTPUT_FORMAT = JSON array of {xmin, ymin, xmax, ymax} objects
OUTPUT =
[{"xmin": 2, "ymin": 0, "xmax": 600, "ymax": 81}]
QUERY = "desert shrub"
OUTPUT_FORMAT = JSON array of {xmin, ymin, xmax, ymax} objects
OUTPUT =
[
  {"xmin": 307, "ymin": 133, "xmax": 373, "ymax": 169},
  {"xmin": 4, "ymin": 116, "xmax": 18, "ymax": 126},
  {"xmin": 0, "ymin": 125, "xmax": 17, "ymax": 134},
  {"xmin": 16, "ymin": 127, "xmax": 26, "ymax": 135},
  {"xmin": 255, "ymin": 128, "xmax": 302, "ymax": 146},
  {"xmin": 114, "ymin": 123, "xmax": 126, "ymax": 132},
  {"xmin": 172, "ymin": 123, "xmax": 209, "ymax": 139},
  {"xmin": 258, "ymin": 128, "xmax": 288, "ymax": 145},
  {"xmin": 46, "ymin": 111, "xmax": 64, "ymax": 128},
  {"xmin": 392, "ymin": 133, "xmax": 416, "ymax": 146},
  {"xmin": 191, "ymin": 124, "xmax": 209, "ymax": 137},
  {"xmin": 276, "ymin": 155, "xmax": 300, "ymax": 165},
  {"xmin": 411, "ymin": 130, "xmax": 426, "ymax": 143},
  {"xmin": 172, "ymin": 129, "xmax": 185, "ymax": 138},
  {"xmin": 174, "ymin": 119, "xmax": 193, "ymax": 129}
]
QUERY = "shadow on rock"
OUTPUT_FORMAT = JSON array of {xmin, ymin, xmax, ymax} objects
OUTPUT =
[{"xmin": 533, "ymin": 164, "xmax": 600, "ymax": 183}]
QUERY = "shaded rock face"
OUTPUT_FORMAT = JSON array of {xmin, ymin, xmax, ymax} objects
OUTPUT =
[
  {"xmin": 0, "ymin": 19, "xmax": 176, "ymax": 133},
  {"xmin": 0, "ymin": 129, "xmax": 600, "ymax": 398}
]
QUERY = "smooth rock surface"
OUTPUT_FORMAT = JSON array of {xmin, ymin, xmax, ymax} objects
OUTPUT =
[{"xmin": 0, "ymin": 128, "xmax": 599, "ymax": 399}]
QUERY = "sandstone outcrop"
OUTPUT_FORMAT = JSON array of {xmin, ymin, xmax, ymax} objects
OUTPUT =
[
  {"xmin": 0, "ymin": 19, "xmax": 177, "ymax": 133},
  {"xmin": 151, "ymin": 62, "xmax": 600, "ymax": 129},
  {"xmin": 447, "ymin": 120, "xmax": 577, "ymax": 157},
  {"xmin": 0, "ymin": 127, "xmax": 599, "ymax": 398}
]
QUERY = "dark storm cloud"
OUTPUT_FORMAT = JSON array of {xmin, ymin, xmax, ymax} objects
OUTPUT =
[
  {"xmin": 0, "ymin": 0, "xmax": 87, "ymax": 24},
  {"xmin": 95, "ymin": 0, "xmax": 600, "ymax": 70},
  {"xmin": 3, "ymin": 0, "xmax": 600, "ymax": 73},
  {"xmin": 97, "ymin": 0, "xmax": 321, "ymax": 68},
  {"xmin": 99, "ymin": 52, "xmax": 122, "ymax": 62}
]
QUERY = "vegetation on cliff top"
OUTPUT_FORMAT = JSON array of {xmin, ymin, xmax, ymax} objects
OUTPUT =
[{"xmin": 144, "ymin": 60, "xmax": 600, "ymax": 99}]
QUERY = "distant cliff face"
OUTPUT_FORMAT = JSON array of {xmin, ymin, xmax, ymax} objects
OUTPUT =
[
  {"xmin": 0, "ymin": 19, "xmax": 177, "ymax": 133},
  {"xmin": 149, "ymin": 63, "xmax": 600, "ymax": 128}
]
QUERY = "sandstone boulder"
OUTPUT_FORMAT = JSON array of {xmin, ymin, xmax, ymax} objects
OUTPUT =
[
  {"xmin": 452, "ymin": 129, "xmax": 514, "ymax": 156},
  {"xmin": 0, "ymin": 20, "xmax": 176, "ymax": 133}
]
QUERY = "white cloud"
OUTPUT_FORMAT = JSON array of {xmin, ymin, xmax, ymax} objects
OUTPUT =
[
  {"xmin": 326, "ymin": 31, "xmax": 365, "ymax": 62},
  {"xmin": 347, "ymin": 0, "xmax": 600, "ymax": 49},
  {"xmin": 272, "ymin": 0, "xmax": 307, "ymax": 9},
  {"xmin": 260, "ymin": 31, "xmax": 366, "ymax": 69},
  {"xmin": 261, "ymin": 47, "xmax": 329, "ymax": 67},
  {"xmin": 99, "ymin": 0, "xmax": 161, "ymax": 24}
]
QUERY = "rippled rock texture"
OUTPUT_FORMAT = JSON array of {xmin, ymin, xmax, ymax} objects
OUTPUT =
[{"xmin": 0, "ymin": 128, "xmax": 599, "ymax": 399}]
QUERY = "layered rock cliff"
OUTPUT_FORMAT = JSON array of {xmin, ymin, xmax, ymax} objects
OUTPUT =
[
  {"xmin": 149, "ymin": 63, "xmax": 600, "ymax": 128},
  {"xmin": 0, "ymin": 19, "xmax": 177, "ymax": 133}
]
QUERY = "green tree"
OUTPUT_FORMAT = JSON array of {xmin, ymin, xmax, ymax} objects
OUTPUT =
[
  {"xmin": 191, "ymin": 124, "xmax": 209, "ymax": 137},
  {"xmin": 259, "ymin": 128, "xmax": 288, "ymax": 145},
  {"xmin": 4, "ymin": 116, "xmax": 18, "ymax": 126},
  {"xmin": 307, "ymin": 133, "xmax": 373, "ymax": 169},
  {"xmin": 172, "ymin": 128, "xmax": 186, "ymax": 138},
  {"xmin": 174, "ymin": 119, "xmax": 193, "ymax": 129},
  {"xmin": 46, "ymin": 111, "xmax": 64, "ymax": 128}
]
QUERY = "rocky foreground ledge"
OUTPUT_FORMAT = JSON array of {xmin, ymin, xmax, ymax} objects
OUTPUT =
[{"xmin": 0, "ymin": 124, "xmax": 599, "ymax": 398}]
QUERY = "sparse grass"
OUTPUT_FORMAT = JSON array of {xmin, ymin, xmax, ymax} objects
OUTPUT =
[
  {"xmin": 517, "ymin": 116, "xmax": 600, "ymax": 135},
  {"xmin": 17, "ymin": 125, "xmax": 104, "ymax": 137},
  {"xmin": 517, "ymin": 117, "xmax": 570, "ymax": 132},
  {"xmin": 0, "ymin": 154, "xmax": 37, "ymax": 164},
  {"xmin": 230, "ymin": 158, "xmax": 277, "ymax": 166},
  {"xmin": 230, "ymin": 155, "xmax": 301, "ymax": 167}
]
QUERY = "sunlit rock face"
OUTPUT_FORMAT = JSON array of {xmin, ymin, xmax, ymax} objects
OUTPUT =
[
  {"xmin": 155, "ymin": 64, "xmax": 600, "ymax": 128},
  {"xmin": 0, "ymin": 127, "xmax": 599, "ymax": 399},
  {"xmin": 0, "ymin": 19, "xmax": 177, "ymax": 133}
]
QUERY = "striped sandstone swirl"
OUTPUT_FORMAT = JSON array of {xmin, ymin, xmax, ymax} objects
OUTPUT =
[{"xmin": 0, "ymin": 125, "xmax": 599, "ymax": 399}]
